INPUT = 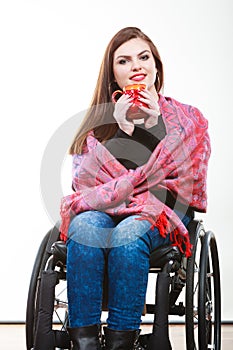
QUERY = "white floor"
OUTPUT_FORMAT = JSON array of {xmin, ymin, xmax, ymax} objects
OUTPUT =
[{"xmin": 1, "ymin": 324, "xmax": 233, "ymax": 349}]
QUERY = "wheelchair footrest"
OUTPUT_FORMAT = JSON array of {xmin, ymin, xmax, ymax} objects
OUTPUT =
[{"xmin": 139, "ymin": 332, "xmax": 172, "ymax": 350}]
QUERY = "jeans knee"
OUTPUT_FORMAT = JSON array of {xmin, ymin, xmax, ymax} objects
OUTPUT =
[
  {"xmin": 68, "ymin": 211, "xmax": 115, "ymax": 248},
  {"xmin": 109, "ymin": 215, "xmax": 152, "ymax": 248}
]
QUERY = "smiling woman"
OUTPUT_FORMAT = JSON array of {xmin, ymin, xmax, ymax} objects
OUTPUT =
[
  {"xmin": 69, "ymin": 27, "xmax": 164, "ymax": 155},
  {"xmin": 112, "ymin": 38, "xmax": 160, "ymax": 132},
  {"xmin": 58, "ymin": 26, "xmax": 211, "ymax": 350}
]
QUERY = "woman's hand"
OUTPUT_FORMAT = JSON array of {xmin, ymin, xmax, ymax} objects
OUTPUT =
[
  {"xmin": 138, "ymin": 90, "xmax": 161, "ymax": 129},
  {"xmin": 113, "ymin": 94, "xmax": 135, "ymax": 135}
]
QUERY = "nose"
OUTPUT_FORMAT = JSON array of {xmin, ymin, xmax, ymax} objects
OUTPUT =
[{"xmin": 131, "ymin": 59, "xmax": 142, "ymax": 71}]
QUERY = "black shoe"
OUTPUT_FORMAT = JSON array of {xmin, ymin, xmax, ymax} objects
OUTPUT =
[
  {"xmin": 103, "ymin": 327, "xmax": 139, "ymax": 350},
  {"xmin": 68, "ymin": 324, "xmax": 101, "ymax": 350}
]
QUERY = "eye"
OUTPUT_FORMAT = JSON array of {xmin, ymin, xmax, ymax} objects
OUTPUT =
[
  {"xmin": 140, "ymin": 54, "xmax": 149, "ymax": 61},
  {"xmin": 118, "ymin": 59, "xmax": 128, "ymax": 65}
]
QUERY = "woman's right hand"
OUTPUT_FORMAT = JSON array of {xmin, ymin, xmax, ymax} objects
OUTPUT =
[{"xmin": 113, "ymin": 94, "xmax": 135, "ymax": 136}]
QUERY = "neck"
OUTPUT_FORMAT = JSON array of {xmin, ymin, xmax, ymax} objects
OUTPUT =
[{"xmin": 148, "ymin": 85, "xmax": 159, "ymax": 101}]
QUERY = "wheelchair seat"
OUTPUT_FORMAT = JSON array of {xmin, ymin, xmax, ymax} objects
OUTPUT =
[
  {"xmin": 51, "ymin": 240, "xmax": 67, "ymax": 266},
  {"xmin": 51, "ymin": 240, "xmax": 182, "ymax": 271}
]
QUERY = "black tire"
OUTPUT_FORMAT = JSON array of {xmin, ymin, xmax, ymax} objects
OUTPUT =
[
  {"xmin": 26, "ymin": 231, "xmax": 51, "ymax": 349},
  {"xmin": 185, "ymin": 220, "xmax": 205, "ymax": 349},
  {"xmin": 198, "ymin": 230, "xmax": 221, "ymax": 349},
  {"xmin": 185, "ymin": 223, "xmax": 221, "ymax": 349}
]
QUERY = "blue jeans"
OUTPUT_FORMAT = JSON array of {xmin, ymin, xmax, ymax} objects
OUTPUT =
[{"xmin": 67, "ymin": 210, "xmax": 191, "ymax": 330}]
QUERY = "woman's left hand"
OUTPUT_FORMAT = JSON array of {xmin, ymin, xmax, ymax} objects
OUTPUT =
[{"xmin": 138, "ymin": 90, "xmax": 161, "ymax": 129}]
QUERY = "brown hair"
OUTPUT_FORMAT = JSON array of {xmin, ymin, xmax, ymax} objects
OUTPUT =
[{"xmin": 69, "ymin": 27, "xmax": 164, "ymax": 154}]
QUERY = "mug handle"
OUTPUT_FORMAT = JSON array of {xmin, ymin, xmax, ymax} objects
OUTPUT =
[{"xmin": 112, "ymin": 90, "xmax": 123, "ymax": 103}]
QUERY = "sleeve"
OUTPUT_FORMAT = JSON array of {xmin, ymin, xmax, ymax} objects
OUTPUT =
[{"xmin": 112, "ymin": 127, "xmax": 133, "ymax": 139}]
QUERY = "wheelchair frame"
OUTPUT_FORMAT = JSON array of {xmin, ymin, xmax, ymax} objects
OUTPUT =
[{"xmin": 26, "ymin": 219, "xmax": 221, "ymax": 350}]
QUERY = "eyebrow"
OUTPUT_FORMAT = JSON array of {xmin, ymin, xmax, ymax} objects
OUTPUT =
[{"xmin": 115, "ymin": 49, "xmax": 151, "ymax": 60}]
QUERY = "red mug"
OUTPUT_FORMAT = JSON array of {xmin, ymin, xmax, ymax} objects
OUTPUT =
[{"xmin": 112, "ymin": 83, "xmax": 148, "ymax": 120}]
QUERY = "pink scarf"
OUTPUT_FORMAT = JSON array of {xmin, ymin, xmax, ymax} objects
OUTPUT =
[{"xmin": 60, "ymin": 95, "xmax": 211, "ymax": 257}]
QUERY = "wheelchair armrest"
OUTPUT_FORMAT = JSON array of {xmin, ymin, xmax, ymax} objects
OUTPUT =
[{"xmin": 149, "ymin": 245, "xmax": 182, "ymax": 270}]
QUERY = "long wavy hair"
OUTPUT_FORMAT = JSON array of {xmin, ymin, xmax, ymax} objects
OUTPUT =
[{"xmin": 69, "ymin": 27, "xmax": 164, "ymax": 154}]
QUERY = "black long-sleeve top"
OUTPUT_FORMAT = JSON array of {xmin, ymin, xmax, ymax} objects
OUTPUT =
[{"xmin": 104, "ymin": 115, "xmax": 194, "ymax": 217}]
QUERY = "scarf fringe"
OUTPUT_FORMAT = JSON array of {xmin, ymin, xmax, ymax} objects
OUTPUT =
[{"xmin": 136, "ymin": 211, "xmax": 192, "ymax": 257}]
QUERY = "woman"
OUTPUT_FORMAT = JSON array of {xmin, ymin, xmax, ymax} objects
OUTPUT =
[{"xmin": 60, "ymin": 27, "xmax": 211, "ymax": 349}]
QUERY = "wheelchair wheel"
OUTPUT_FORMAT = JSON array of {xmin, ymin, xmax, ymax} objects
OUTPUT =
[
  {"xmin": 26, "ymin": 230, "xmax": 51, "ymax": 349},
  {"xmin": 185, "ymin": 223, "xmax": 221, "ymax": 349},
  {"xmin": 198, "ymin": 230, "xmax": 221, "ymax": 349}
]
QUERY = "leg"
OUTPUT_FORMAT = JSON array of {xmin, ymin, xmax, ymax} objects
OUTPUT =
[
  {"xmin": 104, "ymin": 214, "xmax": 191, "ymax": 349},
  {"xmin": 107, "ymin": 215, "xmax": 161, "ymax": 331},
  {"xmin": 66, "ymin": 211, "xmax": 115, "ymax": 349},
  {"xmin": 104, "ymin": 216, "xmax": 154, "ymax": 349},
  {"xmin": 67, "ymin": 210, "xmax": 115, "ymax": 327}
]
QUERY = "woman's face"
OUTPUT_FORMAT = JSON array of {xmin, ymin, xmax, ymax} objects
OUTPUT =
[{"xmin": 113, "ymin": 38, "xmax": 157, "ymax": 94}]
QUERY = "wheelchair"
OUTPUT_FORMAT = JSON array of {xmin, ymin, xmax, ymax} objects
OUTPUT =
[{"xmin": 26, "ymin": 218, "xmax": 221, "ymax": 350}]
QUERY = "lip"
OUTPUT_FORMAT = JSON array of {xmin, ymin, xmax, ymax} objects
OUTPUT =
[{"xmin": 130, "ymin": 73, "xmax": 146, "ymax": 81}]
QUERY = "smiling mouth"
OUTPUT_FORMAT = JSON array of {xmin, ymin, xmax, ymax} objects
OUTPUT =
[{"xmin": 130, "ymin": 74, "xmax": 146, "ymax": 81}]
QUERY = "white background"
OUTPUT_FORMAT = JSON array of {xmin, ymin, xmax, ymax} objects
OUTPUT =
[{"xmin": 0, "ymin": 0, "xmax": 232, "ymax": 322}]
